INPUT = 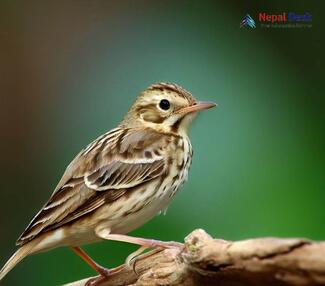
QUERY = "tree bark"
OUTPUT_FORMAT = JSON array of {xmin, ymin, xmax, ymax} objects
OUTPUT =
[{"xmin": 64, "ymin": 229, "xmax": 325, "ymax": 286}]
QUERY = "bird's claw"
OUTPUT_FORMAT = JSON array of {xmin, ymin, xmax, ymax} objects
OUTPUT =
[
  {"xmin": 124, "ymin": 241, "xmax": 184, "ymax": 275},
  {"xmin": 85, "ymin": 274, "xmax": 108, "ymax": 286},
  {"xmin": 85, "ymin": 264, "xmax": 125, "ymax": 286}
]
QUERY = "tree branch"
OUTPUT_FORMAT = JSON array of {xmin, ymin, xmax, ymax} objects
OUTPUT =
[{"xmin": 64, "ymin": 229, "xmax": 325, "ymax": 286}]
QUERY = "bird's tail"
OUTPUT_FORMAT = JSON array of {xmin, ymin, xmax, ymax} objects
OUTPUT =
[{"xmin": 0, "ymin": 238, "xmax": 40, "ymax": 281}]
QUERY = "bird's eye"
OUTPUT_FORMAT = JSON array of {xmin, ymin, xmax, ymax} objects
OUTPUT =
[{"xmin": 159, "ymin": 99, "xmax": 170, "ymax": 111}]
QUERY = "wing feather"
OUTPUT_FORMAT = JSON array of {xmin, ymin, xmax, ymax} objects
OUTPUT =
[
  {"xmin": 84, "ymin": 160, "xmax": 164, "ymax": 191},
  {"xmin": 17, "ymin": 127, "xmax": 169, "ymax": 245}
]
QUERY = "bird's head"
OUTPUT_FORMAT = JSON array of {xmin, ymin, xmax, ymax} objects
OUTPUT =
[{"xmin": 121, "ymin": 83, "xmax": 216, "ymax": 135}]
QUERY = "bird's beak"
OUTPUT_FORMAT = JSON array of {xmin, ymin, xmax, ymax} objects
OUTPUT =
[{"xmin": 176, "ymin": 101, "xmax": 217, "ymax": 115}]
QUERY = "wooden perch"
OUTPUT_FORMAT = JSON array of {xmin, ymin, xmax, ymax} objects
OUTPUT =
[{"xmin": 64, "ymin": 229, "xmax": 325, "ymax": 286}]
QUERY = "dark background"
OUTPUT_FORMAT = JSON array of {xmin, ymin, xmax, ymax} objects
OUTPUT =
[{"xmin": 0, "ymin": 1, "xmax": 324, "ymax": 285}]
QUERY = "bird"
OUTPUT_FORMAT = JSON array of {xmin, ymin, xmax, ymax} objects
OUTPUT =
[{"xmin": 0, "ymin": 82, "xmax": 216, "ymax": 285}]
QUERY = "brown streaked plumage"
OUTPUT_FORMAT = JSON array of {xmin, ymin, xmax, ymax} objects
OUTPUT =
[{"xmin": 0, "ymin": 82, "xmax": 216, "ymax": 285}]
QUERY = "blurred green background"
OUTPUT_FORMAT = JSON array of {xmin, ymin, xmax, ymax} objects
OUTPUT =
[{"xmin": 0, "ymin": 0, "xmax": 324, "ymax": 285}]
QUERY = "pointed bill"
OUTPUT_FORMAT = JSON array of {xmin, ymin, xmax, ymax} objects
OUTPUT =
[{"xmin": 176, "ymin": 101, "xmax": 217, "ymax": 115}]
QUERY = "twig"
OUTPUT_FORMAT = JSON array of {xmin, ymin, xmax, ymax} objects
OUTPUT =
[{"xmin": 64, "ymin": 229, "xmax": 325, "ymax": 286}]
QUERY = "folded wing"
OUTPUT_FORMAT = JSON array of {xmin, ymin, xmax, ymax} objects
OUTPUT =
[{"xmin": 17, "ymin": 127, "xmax": 167, "ymax": 245}]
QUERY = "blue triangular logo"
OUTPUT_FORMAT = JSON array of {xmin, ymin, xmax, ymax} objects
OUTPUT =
[{"xmin": 240, "ymin": 14, "xmax": 256, "ymax": 28}]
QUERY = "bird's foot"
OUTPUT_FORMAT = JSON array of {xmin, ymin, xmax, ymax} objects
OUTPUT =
[
  {"xmin": 125, "ymin": 246, "xmax": 164, "ymax": 273},
  {"xmin": 85, "ymin": 274, "xmax": 107, "ymax": 286},
  {"xmin": 85, "ymin": 264, "xmax": 125, "ymax": 286},
  {"xmin": 117, "ymin": 237, "xmax": 184, "ymax": 273},
  {"xmin": 95, "ymin": 265, "xmax": 110, "ymax": 277},
  {"xmin": 95, "ymin": 231, "xmax": 184, "ymax": 274}
]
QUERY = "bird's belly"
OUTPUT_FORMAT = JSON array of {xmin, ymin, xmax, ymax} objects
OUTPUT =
[
  {"xmin": 96, "ymin": 180, "xmax": 174, "ymax": 234},
  {"xmin": 106, "ymin": 152, "xmax": 191, "ymax": 234},
  {"xmin": 109, "ymin": 199, "xmax": 167, "ymax": 234}
]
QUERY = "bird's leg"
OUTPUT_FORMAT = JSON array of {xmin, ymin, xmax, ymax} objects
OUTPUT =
[
  {"xmin": 70, "ymin": 246, "xmax": 109, "ymax": 277},
  {"xmin": 96, "ymin": 230, "xmax": 184, "ymax": 271},
  {"xmin": 70, "ymin": 246, "xmax": 124, "ymax": 286},
  {"xmin": 100, "ymin": 233, "xmax": 184, "ymax": 249}
]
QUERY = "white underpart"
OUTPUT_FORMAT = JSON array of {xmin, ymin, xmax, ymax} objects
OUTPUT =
[
  {"xmin": 33, "ymin": 229, "xmax": 66, "ymax": 253},
  {"xmin": 178, "ymin": 113, "xmax": 197, "ymax": 137}
]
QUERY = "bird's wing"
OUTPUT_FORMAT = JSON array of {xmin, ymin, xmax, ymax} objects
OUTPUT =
[{"xmin": 17, "ymin": 127, "xmax": 169, "ymax": 245}]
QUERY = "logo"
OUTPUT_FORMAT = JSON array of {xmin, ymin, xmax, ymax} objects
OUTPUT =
[
  {"xmin": 259, "ymin": 12, "xmax": 312, "ymax": 23},
  {"xmin": 259, "ymin": 12, "xmax": 312, "ymax": 28},
  {"xmin": 240, "ymin": 14, "xmax": 256, "ymax": 28},
  {"xmin": 240, "ymin": 12, "xmax": 312, "ymax": 29},
  {"xmin": 259, "ymin": 12, "xmax": 286, "ymax": 23}
]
